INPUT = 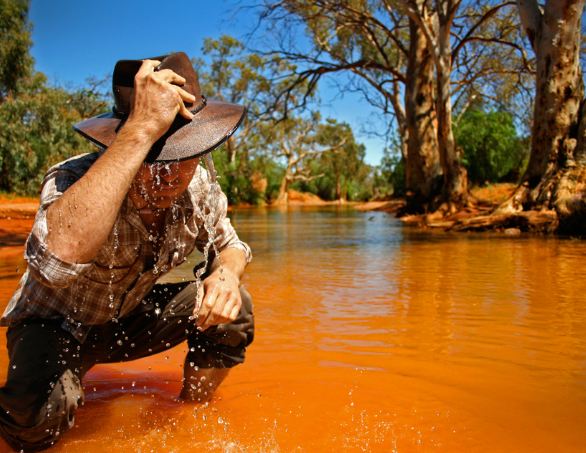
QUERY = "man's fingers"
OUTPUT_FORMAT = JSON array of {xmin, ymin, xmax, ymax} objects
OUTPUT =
[
  {"xmin": 174, "ymin": 86, "xmax": 196, "ymax": 120},
  {"xmin": 198, "ymin": 286, "xmax": 236, "ymax": 330},
  {"xmin": 197, "ymin": 303, "xmax": 212, "ymax": 328},
  {"xmin": 228, "ymin": 304, "xmax": 240, "ymax": 321},
  {"xmin": 207, "ymin": 290, "xmax": 229, "ymax": 326},
  {"xmin": 220, "ymin": 298, "xmax": 235, "ymax": 319},
  {"xmin": 221, "ymin": 293, "xmax": 241, "ymax": 320},
  {"xmin": 136, "ymin": 59, "xmax": 161, "ymax": 77},
  {"xmin": 155, "ymin": 68, "xmax": 186, "ymax": 86},
  {"xmin": 223, "ymin": 298, "xmax": 240, "ymax": 322},
  {"xmin": 197, "ymin": 287, "xmax": 219, "ymax": 327},
  {"xmin": 175, "ymin": 85, "xmax": 196, "ymax": 103},
  {"xmin": 176, "ymin": 95, "xmax": 194, "ymax": 120}
]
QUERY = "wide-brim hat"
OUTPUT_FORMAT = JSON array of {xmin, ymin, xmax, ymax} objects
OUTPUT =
[{"xmin": 73, "ymin": 52, "xmax": 246, "ymax": 162}]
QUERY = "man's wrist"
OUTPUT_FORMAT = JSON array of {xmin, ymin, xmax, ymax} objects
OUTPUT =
[
  {"xmin": 120, "ymin": 116, "xmax": 161, "ymax": 148},
  {"xmin": 210, "ymin": 266, "xmax": 240, "ymax": 283}
]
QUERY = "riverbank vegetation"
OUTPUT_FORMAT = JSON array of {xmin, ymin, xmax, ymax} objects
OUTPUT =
[{"xmin": 1, "ymin": 0, "xmax": 584, "ymax": 235}]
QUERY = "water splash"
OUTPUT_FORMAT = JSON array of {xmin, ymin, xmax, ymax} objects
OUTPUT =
[
  {"xmin": 192, "ymin": 155, "xmax": 225, "ymax": 317},
  {"xmin": 107, "ymin": 221, "xmax": 120, "ymax": 314}
]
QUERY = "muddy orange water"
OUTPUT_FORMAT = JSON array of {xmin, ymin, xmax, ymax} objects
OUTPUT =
[{"xmin": 0, "ymin": 207, "xmax": 585, "ymax": 452}]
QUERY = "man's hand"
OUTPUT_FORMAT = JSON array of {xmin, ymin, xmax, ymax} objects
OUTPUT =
[
  {"xmin": 126, "ymin": 59, "xmax": 196, "ymax": 143},
  {"xmin": 196, "ymin": 268, "xmax": 242, "ymax": 332}
]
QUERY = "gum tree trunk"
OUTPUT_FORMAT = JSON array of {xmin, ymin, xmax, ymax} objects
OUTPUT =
[
  {"xmin": 404, "ymin": 16, "xmax": 443, "ymax": 212},
  {"xmin": 434, "ymin": 0, "xmax": 468, "ymax": 211},
  {"xmin": 499, "ymin": 0, "xmax": 586, "ymax": 234},
  {"xmin": 403, "ymin": 0, "xmax": 469, "ymax": 213},
  {"xmin": 275, "ymin": 174, "xmax": 291, "ymax": 205}
]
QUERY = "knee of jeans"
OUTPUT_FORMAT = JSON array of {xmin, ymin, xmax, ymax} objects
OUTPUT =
[
  {"xmin": 26, "ymin": 370, "xmax": 84, "ymax": 445},
  {"xmin": 46, "ymin": 369, "xmax": 84, "ymax": 430},
  {"xmin": 3, "ymin": 370, "xmax": 84, "ymax": 451}
]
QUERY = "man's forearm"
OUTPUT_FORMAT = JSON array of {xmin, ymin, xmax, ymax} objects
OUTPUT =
[
  {"xmin": 210, "ymin": 247, "xmax": 248, "ymax": 281},
  {"xmin": 46, "ymin": 123, "xmax": 154, "ymax": 263}
]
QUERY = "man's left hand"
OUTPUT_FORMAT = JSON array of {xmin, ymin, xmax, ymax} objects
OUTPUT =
[{"xmin": 196, "ymin": 268, "xmax": 242, "ymax": 331}]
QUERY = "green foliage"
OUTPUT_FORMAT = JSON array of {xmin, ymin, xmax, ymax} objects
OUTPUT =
[
  {"xmin": 0, "ymin": 0, "xmax": 108, "ymax": 195},
  {"xmin": 0, "ymin": 74, "xmax": 107, "ymax": 194},
  {"xmin": 211, "ymin": 149, "xmax": 256, "ymax": 205},
  {"xmin": 375, "ymin": 147, "xmax": 404, "ymax": 198},
  {"xmin": 455, "ymin": 108, "xmax": 528, "ymax": 185},
  {"xmin": 250, "ymin": 155, "xmax": 284, "ymax": 203},
  {"xmin": 294, "ymin": 118, "xmax": 373, "ymax": 201},
  {"xmin": 207, "ymin": 144, "xmax": 286, "ymax": 205},
  {"xmin": 197, "ymin": 35, "xmax": 310, "ymax": 204},
  {"xmin": 0, "ymin": 0, "xmax": 33, "ymax": 99}
]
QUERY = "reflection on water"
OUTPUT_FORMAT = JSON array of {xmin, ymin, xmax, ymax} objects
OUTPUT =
[{"xmin": 1, "ymin": 206, "xmax": 585, "ymax": 451}]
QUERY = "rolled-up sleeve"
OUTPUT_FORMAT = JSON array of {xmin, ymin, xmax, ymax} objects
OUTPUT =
[
  {"xmin": 194, "ymin": 175, "xmax": 252, "ymax": 263},
  {"xmin": 25, "ymin": 169, "xmax": 93, "ymax": 288}
]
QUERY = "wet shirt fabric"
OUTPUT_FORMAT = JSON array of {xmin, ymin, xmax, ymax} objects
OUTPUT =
[{"xmin": 1, "ymin": 153, "xmax": 252, "ymax": 342}]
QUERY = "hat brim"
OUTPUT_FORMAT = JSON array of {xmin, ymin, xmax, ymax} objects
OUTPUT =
[{"xmin": 73, "ymin": 100, "xmax": 246, "ymax": 162}]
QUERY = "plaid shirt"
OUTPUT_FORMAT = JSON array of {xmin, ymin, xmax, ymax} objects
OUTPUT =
[{"xmin": 1, "ymin": 153, "xmax": 251, "ymax": 342}]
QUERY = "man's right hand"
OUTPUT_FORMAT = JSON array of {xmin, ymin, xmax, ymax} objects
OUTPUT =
[{"xmin": 126, "ymin": 59, "xmax": 196, "ymax": 143}]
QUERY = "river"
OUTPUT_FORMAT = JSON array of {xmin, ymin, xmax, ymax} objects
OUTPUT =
[{"xmin": 0, "ymin": 206, "xmax": 585, "ymax": 451}]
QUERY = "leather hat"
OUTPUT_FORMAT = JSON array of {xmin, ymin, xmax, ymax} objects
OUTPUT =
[{"xmin": 73, "ymin": 52, "xmax": 246, "ymax": 162}]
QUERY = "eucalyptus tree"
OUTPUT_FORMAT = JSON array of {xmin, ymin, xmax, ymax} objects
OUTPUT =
[
  {"xmin": 197, "ymin": 35, "xmax": 317, "ymax": 203},
  {"xmin": 258, "ymin": 0, "xmax": 442, "ymax": 210},
  {"xmin": 197, "ymin": 35, "xmax": 290, "ymax": 166},
  {"xmin": 0, "ymin": 0, "xmax": 33, "ymax": 101},
  {"xmin": 0, "ymin": 74, "xmax": 107, "ymax": 194},
  {"xmin": 256, "ymin": 0, "xmax": 527, "ymax": 213},
  {"xmin": 0, "ymin": 0, "xmax": 107, "ymax": 194},
  {"xmin": 261, "ymin": 112, "xmax": 350, "ymax": 204},
  {"xmin": 311, "ymin": 119, "xmax": 368, "ymax": 202},
  {"xmin": 497, "ymin": 0, "xmax": 586, "ymax": 234}
]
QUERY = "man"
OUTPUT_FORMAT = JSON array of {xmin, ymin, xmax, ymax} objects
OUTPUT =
[{"xmin": 0, "ymin": 52, "xmax": 254, "ymax": 451}]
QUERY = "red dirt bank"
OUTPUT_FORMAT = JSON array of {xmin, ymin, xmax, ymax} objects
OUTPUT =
[{"xmin": 0, "ymin": 195, "xmax": 37, "ymax": 246}]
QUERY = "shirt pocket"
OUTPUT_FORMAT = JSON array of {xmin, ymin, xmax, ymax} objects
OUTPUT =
[
  {"xmin": 84, "ymin": 262, "xmax": 134, "ymax": 284},
  {"xmin": 87, "ymin": 244, "xmax": 142, "ymax": 284}
]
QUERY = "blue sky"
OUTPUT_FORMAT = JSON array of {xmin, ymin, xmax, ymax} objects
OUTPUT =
[{"xmin": 29, "ymin": 0, "xmax": 386, "ymax": 165}]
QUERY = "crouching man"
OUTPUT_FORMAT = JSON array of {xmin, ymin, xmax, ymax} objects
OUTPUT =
[{"xmin": 0, "ymin": 52, "xmax": 253, "ymax": 451}]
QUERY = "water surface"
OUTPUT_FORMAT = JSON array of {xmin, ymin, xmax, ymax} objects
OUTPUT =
[{"xmin": 0, "ymin": 206, "xmax": 585, "ymax": 451}]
